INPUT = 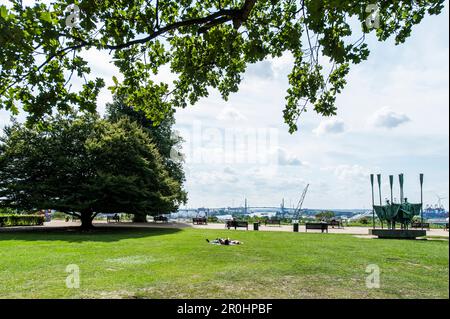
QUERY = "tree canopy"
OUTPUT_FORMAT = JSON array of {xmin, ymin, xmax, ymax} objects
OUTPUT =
[
  {"xmin": 105, "ymin": 95, "xmax": 186, "ymax": 222},
  {"xmin": 0, "ymin": 0, "xmax": 445, "ymax": 132},
  {"xmin": 106, "ymin": 95, "xmax": 185, "ymax": 186},
  {"xmin": 0, "ymin": 113, "xmax": 187, "ymax": 228}
]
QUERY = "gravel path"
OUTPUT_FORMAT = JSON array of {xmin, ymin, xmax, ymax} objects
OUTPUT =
[{"xmin": 2, "ymin": 220, "xmax": 448, "ymax": 237}]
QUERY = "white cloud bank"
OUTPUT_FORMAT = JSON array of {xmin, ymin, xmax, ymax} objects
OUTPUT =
[
  {"xmin": 216, "ymin": 107, "xmax": 247, "ymax": 122},
  {"xmin": 277, "ymin": 148, "xmax": 305, "ymax": 166},
  {"xmin": 370, "ymin": 107, "xmax": 410, "ymax": 129},
  {"xmin": 313, "ymin": 118, "xmax": 346, "ymax": 135}
]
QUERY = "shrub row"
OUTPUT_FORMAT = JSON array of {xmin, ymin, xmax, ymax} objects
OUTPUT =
[{"xmin": 0, "ymin": 214, "xmax": 45, "ymax": 227}]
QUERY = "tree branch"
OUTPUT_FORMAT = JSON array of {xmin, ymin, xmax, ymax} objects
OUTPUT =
[
  {"xmin": 233, "ymin": 0, "xmax": 257, "ymax": 29},
  {"xmin": 64, "ymin": 1, "xmax": 258, "ymax": 51},
  {"xmin": 104, "ymin": 8, "xmax": 241, "ymax": 50},
  {"xmin": 2, "ymin": 1, "xmax": 260, "ymax": 96},
  {"xmin": 64, "ymin": 211, "xmax": 81, "ymax": 218},
  {"xmin": 155, "ymin": 0, "xmax": 160, "ymax": 29}
]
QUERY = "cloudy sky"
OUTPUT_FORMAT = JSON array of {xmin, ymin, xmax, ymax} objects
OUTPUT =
[{"xmin": 1, "ymin": 1, "xmax": 448, "ymax": 210}]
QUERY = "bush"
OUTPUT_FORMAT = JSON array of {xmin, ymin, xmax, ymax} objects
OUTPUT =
[
  {"xmin": 358, "ymin": 216, "xmax": 370, "ymax": 225},
  {"xmin": 412, "ymin": 216, "xmax": 422, "ymax": 223},
  {"xmin": 52, "ymin": 211, "xmax": 68, "ymax": 219},
  {"xmin": 0, "ymin": 207, "xmax": 18, "ymax": 215},
  {"xmin": 315, "ymin": 211, "xmax": 335, "ymax": 221},
  {"xmin": 207, "ymin": 216, "xmax": 218, "ymax": 223},
  {"xmin": 0, "ymin": 214, "xmax": 45, "ymax": 227}
]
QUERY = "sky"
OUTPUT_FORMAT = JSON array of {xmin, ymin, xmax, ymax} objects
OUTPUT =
[{"xmin": 0, "ymin": 1, "xmax": 449, "ymax": 210}]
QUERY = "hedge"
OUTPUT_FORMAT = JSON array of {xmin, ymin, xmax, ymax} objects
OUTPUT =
[{"xmin": 0, "ymin": 215, "xmax": 45, "ymax": 227}]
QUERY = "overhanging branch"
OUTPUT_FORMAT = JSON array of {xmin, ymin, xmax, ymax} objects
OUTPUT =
[
  {"xmin": 66, "ymin": 0, "xmax": 258, "ymax": 51},
  {"xmin": 104, "ymin": 8, "xmax": 241, "ymax": 50},
  {"xmin": 4, "ymin": 1, "xmax": 259, "ymax": 96}
]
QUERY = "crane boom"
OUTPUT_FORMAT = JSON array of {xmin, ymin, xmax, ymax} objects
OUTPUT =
[{"xmin": 294, "ymin": 184, "xmax": 309, "ymax": 218}]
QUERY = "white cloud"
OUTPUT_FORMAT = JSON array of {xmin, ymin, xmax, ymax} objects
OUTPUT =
[
  {"xmin": 223, "ymin": 167, "xmax": 236, "ymax": 175},
  {"xmin": 313, "ymin": 118, "xmax": 345, "ymax": 135},
  {"xmin": 370, "ymin": 107, "xmax": 410, "ymax": 129},
  {"xmin": 245, "ymin": 60, "xmax": 274, "ymax": 79},
  {"xmin": 277, "ymin": 148, "xmax": 305, "ymax": 166},
  {"xmin": 331, "ymin": 164, "xmax": 370, "ymax": 182},
  {"xmin": 188, "ymin": 169, "xmax": 239, "ymax": 186},
  {"xmin": 216, "ymin": 107, "xmax": 247, "ymax": 122}
]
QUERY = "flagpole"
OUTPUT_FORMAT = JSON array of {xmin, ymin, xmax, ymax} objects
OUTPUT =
[
  {"xmin": 370, "ymin": 174, "xmax": 375, "ymax": 229},
  {"xmin": 389, "ymin": 175, "xmax": 394, "ymax": 204},
  {"xmin": 420, "ymin": 174, "xmax": 424, "ymax": 230},
  {"xmin": 399, "ymin": 173, "xmax": 404, "ymax": 203},
  {"xmin": 377, "ymin": 174, "xmax": 382, "ymax": 229},
  {"xmin": 377, "ymin": 174, "xmax": 382, "ymax": 205}
]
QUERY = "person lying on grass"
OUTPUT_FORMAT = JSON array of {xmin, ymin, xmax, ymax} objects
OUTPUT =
[{"xmin": 206, "ymin": 238, "xmax": 242, "ymax": 245}]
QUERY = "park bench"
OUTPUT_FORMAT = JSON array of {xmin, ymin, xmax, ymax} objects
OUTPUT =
[
  {"xmin": 225, "ymin": 220, "xmax": 249, "ymax": 230},
  {"xmin": 107, "ymin": 214, "xmax": 120, "ymax": 223},
  {"xmin": 305, "ymin": 222, "xmax": 328, "ymax": 233},
  {"xmin": 411, "ymin": 222, "xmax": 430, "ymax": 230},
  {"xmin": 329, "ymin": 220, "xmax": 343, "ymax": 229},
  {"xmin": 445, "ymin": 223, "xmax": 449, "ymax": 231},
  {"xmin": 193, "ymin": 217, "xmax": 208, "ymax": 225},
  {"xmin": 153, "ymin": 215, "xmax": 168, "ymax": 223},
  {"xmin": 264, "ymin": 218, "xmax": 281, "ymax": 226}
]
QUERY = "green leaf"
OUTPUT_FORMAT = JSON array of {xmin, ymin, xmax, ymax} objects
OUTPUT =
[
  {"xmin": 0, "ymin": 5, "xmax": 8, "ymax": 19},
  {"xmin": 40, "ymin": 11, "xmax": 53, "ymax": 23}
]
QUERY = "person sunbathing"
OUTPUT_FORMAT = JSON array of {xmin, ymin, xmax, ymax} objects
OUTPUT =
[{"xmin": 206, "ymin": 238, "xmax": 242, "ymax": 245}]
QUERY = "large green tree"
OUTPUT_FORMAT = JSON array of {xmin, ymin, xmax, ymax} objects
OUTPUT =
[
  {"xmin": 0, "ymin": 114, "xmax": 186, "ymax": 229},
  {"xmin": 106, "ymin": 95, "xmax": 186, "ymax": 222},
  {"xmin": 106, "ymin": 96, "xmax": 185, "ymax": 223},
  {"xmin": 0, "ymin": 1, "xmax": 444, "ymax": 132},
  {"xmin": 106, "ymin": 95, "xmax": 185, "ymax": 186}
]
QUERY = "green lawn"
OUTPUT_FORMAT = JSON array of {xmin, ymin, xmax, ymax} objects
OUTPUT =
[{"xmin": 0, "ymin": 227, "xmax": 448, "ymax": 299}]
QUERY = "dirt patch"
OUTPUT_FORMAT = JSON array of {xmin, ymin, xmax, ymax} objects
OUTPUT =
[
  {"xmin": 353, "ymin": 235, "xmax": 376, "ymax": 239},
  {"xmin": 132, "ymin": 275, "xmax": 383, "ymax": 299},
  {"xmin": 105, "ymin": 255, "xmax": 157, "ymax": 265}
]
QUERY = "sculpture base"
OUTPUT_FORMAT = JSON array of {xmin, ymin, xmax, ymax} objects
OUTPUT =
[{"xmin": 369, "ymin": 229, "xmax": 427, "ymax": 239}]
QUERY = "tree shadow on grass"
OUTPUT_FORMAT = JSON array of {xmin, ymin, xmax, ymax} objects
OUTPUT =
[{"xmin": 0, "ymin": 225, "xmax": 182, "ymax": 243}]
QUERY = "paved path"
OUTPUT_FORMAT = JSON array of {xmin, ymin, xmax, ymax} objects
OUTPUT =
[
  {"xmin": 2, "ymin": 220, "xmax": 448, "ymax": 237},
  {"xmin": 180, "ymin": 222, "xmax": 449, "ymax": 237}
]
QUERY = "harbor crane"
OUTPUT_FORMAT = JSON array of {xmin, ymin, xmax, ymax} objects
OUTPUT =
[{"xmin": 293, "ymin": 184, "xmax": 309, "ymax": 220}]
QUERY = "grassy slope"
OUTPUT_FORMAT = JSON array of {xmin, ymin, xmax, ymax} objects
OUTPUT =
[{"xmin": 0, "ymin": 227, "xmax": 448, "ymax": 299}]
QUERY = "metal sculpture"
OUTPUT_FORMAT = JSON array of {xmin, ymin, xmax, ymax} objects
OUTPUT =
[
  {"xmin": 370, "ymin": 174, "xmax": 375, "ymax": 228},
  {"xmin": 371, "ymin": 174, "xmax": 423, "ymax": 230}
]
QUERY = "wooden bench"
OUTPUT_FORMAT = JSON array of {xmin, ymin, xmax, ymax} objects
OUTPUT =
[
  {"xmin": 193, "ymin": 217, "xmax": 208, "ymax": 225},
  {"xmin": 329, "ymin": 220, "xmax": 343, "ymax": 229},
  {"xmin": 306, "ymin": 222, "xmax": 328, "ymax": 233},
  {"xmin": 107, "ymin": 214, "xmax": 120, "ymax": 223},
  {"xmin": 225, "ymin": 220, "xmax": 248, "ymax": 230},
  {"xmin": 264, "ymin": 219, "xmax": 281, "ymax": 226},
  {"xmin": 153, "ymin": 215, "xmax": 168, "ymax": 223},
  {"xmin": 411, "ymin": 222, "xmax": 430, "ymax": 230}
]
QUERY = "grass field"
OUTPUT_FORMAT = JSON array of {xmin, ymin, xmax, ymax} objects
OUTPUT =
[{"xmin": 0, "ymin": 227, "xmax": 448, "ymax": 299}]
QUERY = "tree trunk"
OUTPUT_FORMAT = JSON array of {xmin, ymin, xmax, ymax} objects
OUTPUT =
[
  {"xmin": 80, "ymin": 211, "xmax": 94, "ymax": 230},
  {"xmin": 132, "ymin": 214, "xmax": 148, "ymax": 223}
]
